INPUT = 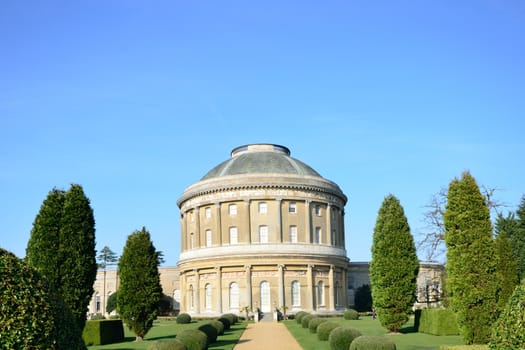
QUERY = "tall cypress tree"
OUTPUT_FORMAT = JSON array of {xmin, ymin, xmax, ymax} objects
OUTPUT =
[
  {"xmin": 118, "ymin": 227, "xmax": 162, "ymax": 341},
  {"xmin": 26, "ymin": 184, "xmax": 97, "ymax": 332},
  {"xmin": 26, "ymin": 188, "xmax": 65, "ymax": 292},
  {"xmin": 59, "ymin": 184, "xmax": 97, "ymax": 331},
  {"xmin": 444, "ymin": 171, "xmax": 497, "ymax": 344},
  {"xmin": 370, "ymin": 194, "xmax": 419, "ymax": 332},
  {"xmin": 494, "ymin": 229, "xmax": 518, "ymax": 312}
]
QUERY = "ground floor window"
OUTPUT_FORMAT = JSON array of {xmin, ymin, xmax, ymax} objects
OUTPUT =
[
  {"xmin": 229, "ymin": 282, "xmax": 239, "ymax": 309},
  {"xmin": 291, "ymin": 281, "xmax": 300, "ymax": 306}
]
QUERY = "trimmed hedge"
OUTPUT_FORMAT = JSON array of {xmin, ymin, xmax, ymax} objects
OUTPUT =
[
  {"xmin": 489, "ymin": 283, "xmax": 525, "ymax": 349},
  {"xmin": 317, "ymin": 321, "xmax": 340, "ymax": 341},
  {"xmin": 295, "ymin": 311, "xmax": 308, "ymax": 324},
  {"xmin": 82, "ymin": 319, "xmax": 124, "ymax": 345},
  {"xmin": 328, "ymin": 326, "xmax": 362, "ymax": 350},
  {"xmin": 301, "ymin": 314, "xmax": 315, "ymax": 328},
  {"xmin": 221, "ymin": 313, "xmax": 236, "ymax": 326},
  {"xmin": 148, "ymin": 339, "xmax": 187, "ymax": 350},
  {"xmin": 217, "ymin": 317, "xmax": 231, "ymax": 330},
  {"xmin": 308, "ymin": 317, "xmax": 327, "ymax": 333},
  {"xmin": 209, "ymin": 320, "xmax": 225, "ymax": 336},
  {"xmin": 344, "ymin": 309, "xmax": 360, "ymax": 320},
  {"xmin": 350, "ymin": 335, "xmax": 397, "ymax": 350},
  {"xmin": 176, "ymin": 329, "xmax": 208, "ymax": 350},
  {"xmin": 0, "ymin": 248, "xmax": 86, "ymax": 350},
  {"xmin": 176, "ymin": 313, "xmax": 192, "ymax": 324},
  {"xmin": 416, "ymin": 309, "xmax": 459, "ymax": 335},
  {"xmin": 197, "ymin": 323, "xmax": 218, "ymax": 344}
]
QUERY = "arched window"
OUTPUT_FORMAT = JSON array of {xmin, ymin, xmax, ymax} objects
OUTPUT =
[
  {"xmin": 95, "ymin": 293, "xmax": 101, "ymax": 312},
  {"xmin": 260, "ymin": 281, "xmax": 271, "ymax": 312},
  {"xmin": 189, "ymin": 285, "xmax": 194, "ymax": 309},
  {"xmin": 315, "ymin": 227, "xmax": 321, "ymax": 244},
  {"xmin": 173, "ymin": 289, "xmax": 180, "ymax": 310},
  {"xmin": 205, "ymin": 283, "xmax": 212, "ymax": 310},
  {"xmin": 317, "ymin": 281, "xmax": 325, "ymax": 306},
  {"xmin": 335, "ymin": 281, "xmax": 340, "ymax": 306},
  {"xmin": 291, "ymin": 281, "xmax": 300, "ymax": 306},
  {"xmin": 229, "ymin": 282, "xmax": 239, "ymax": 309}
]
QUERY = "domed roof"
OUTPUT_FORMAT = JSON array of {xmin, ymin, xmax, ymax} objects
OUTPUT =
[{"xmin": 201, "ymin": 144, "xmax": 322, "ymax": 180}]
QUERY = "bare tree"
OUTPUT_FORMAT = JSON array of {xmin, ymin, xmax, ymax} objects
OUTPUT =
[{"xmin": 417, "ymin": 185, "xmax": 507, "ymax": 261}]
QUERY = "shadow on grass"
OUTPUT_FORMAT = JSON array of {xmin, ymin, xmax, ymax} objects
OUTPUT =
[{"xmin": 400, "ymin": 325, "xmax": 417, "ymax": 334}]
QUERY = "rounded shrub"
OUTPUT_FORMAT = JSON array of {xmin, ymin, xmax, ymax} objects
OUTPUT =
[
  {"xmin": 302, "ymin": 314, "xmax": 315, "ymax": 328},
  {"xmin": 317, "ymin": 321, "xmax": 340, "ymax": 341},
  {"xmin": 489, "ymin": 283, "xmax": 525, "ymax": 349},
  {"xmin": 295, "ymin": 311, "xmax": 308, "ymax": 324},
  {"xmin": 176, "ymin": 313, "xmax": 192, "ymax": 324},
  {"xmin": 176, "ymin": 329, "xmax": 208, "ymax": 350},
  {"xmin": 209, "ymin": 319, "xmax": 225, "ymax": 336},
  {"xmin": 328, "ymin": 326, "xmax": 362, "ymax": 350},
  {"xmin": 344, "ymin": 309, "xmax": 360, "ymax": 320},
  {"xmin": 0, "ymin": 248, "xmax": 86, "ymax": 350},
  {"xmin": 197, "ymin": 323, "xmax": 218, "ymax": 344},
  {"xmin": 349, "ymin": 335, "xmax": 397, "ymax": 350},
  {"xmin": 217, "ymin": 317, "xmax": 231, "ymax": 330},
  {"xmin": 308, "ymin": 317, "xmax": 327, "ymax": 333},
  {"xmin": 221, "ymin": 313, "xmax": 236, "ymax": 326},
  {"xmin": 148, "ymin": 339, "xmax": 187, "ymax": 350}
]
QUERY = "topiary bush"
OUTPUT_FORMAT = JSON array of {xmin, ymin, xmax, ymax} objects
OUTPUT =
[
  {"xmin": 82, "ymin": 319, "xmax": 124, "ymax": 345},
  {"xmin": 0, "ymin": 248, "xmax": 86, "ymax": 350},
  {"xmin": 417, "ymin": 308, "xmax": 459, "ymax": 335},
  {"xmin": 489, "ymin": 283, "xmax": 525, "ymax": 349},
  {"xmin": 349, "ymin": 335, "xmax": 397, "ymax": 350},
  {"xmin": 209, "ymin": 319, "xmax": 225, "ymax": 336},
  {"xmin": 308, "ymin": 317, "xmax": 327, "ymax": 333},
  {"xmin": 302, "ymin": 314, "xmax": 315, "ymax": 328},
  {"xmin": 295, "ymin": 311, "xmax": 308, "ymax": 324},
  {"xmin": 221, "ymin": 313, "xmax": 237, "ymax": 325},
  {"xmin": 344, "ymin": 309, "xmax": 360, "ymax": 320},
  {"xmin": 176, "ymin": 313, "xmax": 192, "ymax": 324},
  {"xmin": 217, "ymin": 317, "xmax": 231, "ymax": 330},
  {"xmin": 148, "ymin": 339, "xmax": 187, "ymax": 350},
  {"xmin": 197, "ymin": 323, "xmax": 218, "ymax": 344},
  {"xmin": 328, "ymin": 326, "xmax": 362, "ymax": 350},
  {"xmin": 317, "ymin": 321, "xmax": 340, "ymax": 341},
  {"xmin": 176, "ymin": 329, "xmax": 208, "ymax": 350}
]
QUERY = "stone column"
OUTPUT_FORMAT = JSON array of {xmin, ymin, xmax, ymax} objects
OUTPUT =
[
  {"xmin": 215, "ymin": 202, "xmax": 222, "ymax": 245},
  {"xmin": 244, "ymin": 200, "xmax": 251, "ymax": 244},
  {"xmin": 194, "ymin": 269, "xmax": 200, "ymax": 314},
  {"xmin": 305, "ymin": 200, "xmax": 311, "ymax": 243},
  {"xmin": 307, "ymin": 264, "xmax": 314, "ymax": 311},
  {"xmin": 278, "ymin": 264, "xmax": 285, "ymax": 308},
  {"xmin": 328, "ymin": 265, "xmax": 335, "ymax": 310},
  {"xmin": 326, "ymin": 204, "xmax": 332, "ymax": 245},
  {"xmin": 181, "ymin": 212, "xmax": 187, "ymax": 251},
  {"xmin": 245, "ymin": 265, "xmax": 252, "ymax": 310},
  {"xmin": 215, "ymin": 266, "xmax": 222, "ymax": 313},
  {"xmin": 180, "ymin": 272, "xmax": 186, "ymax": 313},
  {"xmin": 342, "ymin": 267, "xmax": 348, "ymax": 308},
  {"xmin": 277, "ymin": 199, "xmax": 283, "ymax": 242}
]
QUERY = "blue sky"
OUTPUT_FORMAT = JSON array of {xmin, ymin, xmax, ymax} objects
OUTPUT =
[{"xmin": 1, "ymin": 1, "xmax": 524, "ymax": 267}]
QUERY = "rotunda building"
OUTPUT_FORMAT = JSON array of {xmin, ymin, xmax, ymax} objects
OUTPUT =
[{"xmin": 177, "ymin": 144, "xmax": 348, "ymax": 316}]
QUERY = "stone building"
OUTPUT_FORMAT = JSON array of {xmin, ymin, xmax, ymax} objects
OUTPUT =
[
  {"xmin": 87, "ymin": 144, "xmax": 444, "ymax": 317},
  {"xmin": 176, "ymin": 144, "xmax": 349, "ymax": 316}
]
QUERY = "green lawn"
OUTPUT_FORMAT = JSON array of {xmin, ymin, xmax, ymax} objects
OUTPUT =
[
  {"xmin": 284, "ymin": 316, "xmax": 466, "ymax": 350},
  {"xmin": 87, "ymin": 319, "xmax": 247, "ymax": 350}
]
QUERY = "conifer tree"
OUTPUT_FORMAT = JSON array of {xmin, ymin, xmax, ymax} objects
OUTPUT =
[
  {"xmin": 494, "ymin": 230, "xmax": 518, "ymax": 312},
  {"xmin": 370, "ymin": 194, "xmax": 419, "ymax": 332},
  {"xmin": 444, "ymin": 171, "xmax": 497, "ymax": 344},
  {"xmin": 118, "ymin": 227, "xmax": 162, "ymax": 341},
  {"xmin": 514, "ymin": 196, "xmax": 525, "ymax": 281},
  {"xmin": 26, "ymin": 188, "xmax": 65, "ymax": 292},
  {"xmin": 59, "ymin": 184, "xmax": 97, "ymax": 331},
  {"xmin": 26, "ymin": 184, "xmax": 97, "ymax": 332}
]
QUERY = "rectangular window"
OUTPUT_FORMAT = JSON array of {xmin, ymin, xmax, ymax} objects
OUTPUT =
[
  {"xmin": 259, "ymin": 225, "xmax": 268, "ymax": 243},
  {"xmin": 290, "ymin": 226, "xmax": 298, "ymax": 243},
  {"xmin": 206, "ymin": 230, "xmax": 212, "ymax": 247},
  {"xmin": 289, "ymin": 202, "xmax": 297, "ymax": 213},
  {"xmin": 229, "ymin": 227, "xmax": 238, "ymax": 244},
  {"xmin": 315, "ymin": 227, "xmax": 321, "ymax": 244},
  {"xmin": 315, "ymin": 204, "xmax": 322, "ymax": 216},
  {"xmin": 229, "ymin": 204, "xmax": 237, "ymax": 216},
  {"xmin": 258, "ymin": 202, "xmax": 267, "ymax": 214},
  {"xmin": 190, "ymin": 233, "xmax": 195, "ymax": 249},
  {"xmin": 205, "ymin": 207, "xmax": 212, "ymax": 219}
]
